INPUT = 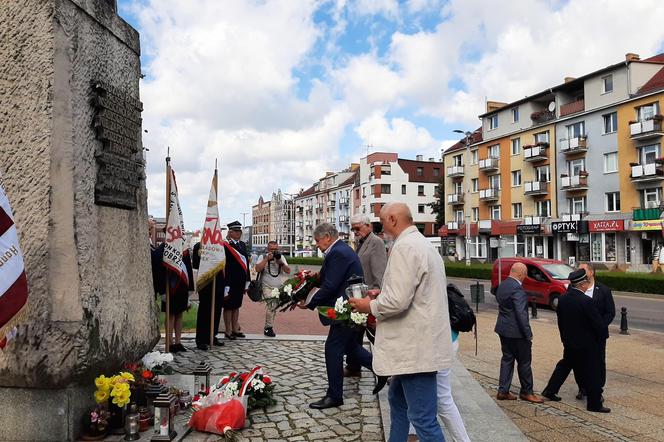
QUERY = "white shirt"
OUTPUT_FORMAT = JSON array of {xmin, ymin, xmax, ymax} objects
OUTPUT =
[
  {"xmin": 585, "ymin": 284, "xmax": 594, "ymax": 298},
  {"xmin": 324, "ymin": 238, "xmax": 341, "ymax": 255}
]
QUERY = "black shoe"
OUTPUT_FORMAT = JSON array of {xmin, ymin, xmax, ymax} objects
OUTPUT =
[
  {"xmin": 263, "ymin": 327, "xmax": 276, "ymax": 337},
  {"xmin": 213, "ymin": 338, "xmax": 225, "ymax": 346},
  {"xmin": 224, "ymin": 333, "xmax": 236, "ymax": 340},
  {"xmin": 233, "ymin": 331, "xmax": 246, "ymax": 338},
  {"xmin": 576, "ymin": 391, "xmax": 586, "ymax": 400},
  {"xmin": 309, "ymin": 396, "xmax": 343, "ymax": 409},
  {"xmin": 170, "ymin": 343, "xmax": 187, "ymax": 353},
  {"xmin": 196, "ymin": 344, "xmax": 209, "ymax": 351},
  {"xmin": 541, "ymin": 389, "xmax": 561, "ymax": 402},
  {"xmin": 588, "ymin": 406, "xmax": 611, "ymax": 413},
  {"xmin": 373, "ymin": 376, "xmax": 388, "ymax": 395}
]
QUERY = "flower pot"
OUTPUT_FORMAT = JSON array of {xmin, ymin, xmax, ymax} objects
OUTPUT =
[
  {"xmin": 108, "ymin": 403, "xmax": 126, "ymax": 435},
  {"xmin": 80, "ymin": 433, "xmax": 107, "ymax": 441}
]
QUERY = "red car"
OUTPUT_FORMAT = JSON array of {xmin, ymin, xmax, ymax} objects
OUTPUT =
[{"xmin": 491, "ymin": 257, "xmax": 575, "ymax": 309}]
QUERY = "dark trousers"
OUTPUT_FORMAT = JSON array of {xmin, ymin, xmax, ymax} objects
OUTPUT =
[
  {"xmin": 325, "ymin": 325, "xmax": 373, "ymax": 401},
  {"xmin": 346, "ymin": 328, "xmax": 366, "ymax": 371},
  {"xmin": 545, "ymin": 340, "xmax": 607, "ymax": 394},
  {"xmin": 560, "ymin": 347, "xmax": 603, "ymax": 410},
  {"xmin": 498, "ymin": 336, "xmax": 534, "ymax": 395},
  {"xmin": 195, "ymin": 286, "xmax": 223, "ymax": 346}
]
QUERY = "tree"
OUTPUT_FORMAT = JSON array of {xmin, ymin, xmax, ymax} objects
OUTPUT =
[{"xmin": 427, "ymin": 175, "xmax": 445, "ymax": 228}]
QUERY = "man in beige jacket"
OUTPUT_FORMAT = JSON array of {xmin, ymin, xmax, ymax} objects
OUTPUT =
[{"xmin": 350, "ymin": 202, "xmax": 452, "ymax": 442}]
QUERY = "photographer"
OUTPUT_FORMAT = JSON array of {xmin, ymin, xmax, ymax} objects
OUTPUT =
[{"xmin": 255, "ymin": 241, "xmax": 291, "ymax": 337}]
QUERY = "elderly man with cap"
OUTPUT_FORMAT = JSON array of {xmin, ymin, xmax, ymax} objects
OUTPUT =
[
  {"xmin": 543, "ymin": 268, "xmax": 610, "ymax": 413},
  {"xmin": 222, "ymin": 221, "xmax": 251, "ymax": 341}
]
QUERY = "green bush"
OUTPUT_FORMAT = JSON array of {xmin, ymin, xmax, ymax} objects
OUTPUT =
[
  {"xmin": 595, "ymin": 271, "xmax": 664, "ymax": 295},
  {"xmin": 288, "ymin": 256, "xmax": 324, "ymax": 265},
  {"xmin": 444, "ymin": 262, "xmax": 492, "ymax": 280}
]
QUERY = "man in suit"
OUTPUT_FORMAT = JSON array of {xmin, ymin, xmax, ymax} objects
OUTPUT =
[
  {"xmin": 544, "ymin": 269, "xmax": 610, "ymax": 413},
  {"xmin": 346, "ymin": 214, "xmax": 388, "ymax": 376},
  {"xmin": 494, "ymin": 262, "xmax": 543, "ymax": 403},
  {"xmin": 222, "ymin": 221, "xmax": 251, "ymax": 340},
  {"xmin": 297, "ymin": 222, "xmax": 386, "ymax": 409},
  {"xmin": 542, "ymin": 262, "xmax": 615, "ymax": 401}
]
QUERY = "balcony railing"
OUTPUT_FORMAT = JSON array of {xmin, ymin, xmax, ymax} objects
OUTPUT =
[
  {"xmin": 524, "ymin": 181, "xmax": 548, "ymax": 195},
  {"xmin": 530, "ymin": 109, "xmax": 555, "ymax": 123},
  {"xmin": 523, "ymin": 144, "xmax": 549, "ymax": 162},
  {"xmin": 561, "ymin": 175, "xmax": 589, "ymax": 191},
  {"xmin": 478, "ymin": 220, "xmax": 492, "ymax": 230},
  {"xmin": 479, "ymin": 188, "xmax": 499, "ymax": 201},
  {"xmin": 559, "ymin": 136, "xmax": 588, "ymax": 155},
  {"xmin": 327, "ymin": 200, "xmax": 336, "ymax": 207},
  {"xmin": 478, "ymin": 157, "xmax": 499, "ymax": 171},
  {"xmin": 633, "ymin": 207, "xmax": 663, "ymax": 221},
  {"xmin": 339, "ymin": 215, "xmax": 349, "ymax": 223},
  {"xmin": 524, "ymin": 216, "xmax": 543, "ymax": 225},
  {"xmin": 447, "ymin": 165, "xmax": 464, "ymax": 177},
  {"xmin": 562, "ymin": 213, "xmax": 581, "ymax": 221},
  {"xmin": 630, "ymin": 163, "xmax": 664, "ymax": 181},
  {"xmin": 630, "ymin": 118, "xmax": 663, "ymax": 140},
  {"xmin": 559, "ymin": 99, "xmax": 585, "ymax": 117},
  {"xmin": 339, "ymin": 197, "xmax": 349, "ymax": 205},
  {"xmin": 447, "ymin": 221, "xmax": 459, "ymax": 230},
  {"xmin": 447, "ymin": 193, "xmax": 464, "ymax": 205}
]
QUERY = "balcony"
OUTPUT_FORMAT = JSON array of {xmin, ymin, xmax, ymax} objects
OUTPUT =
[
  {"xmin": 479, "ymin": 188, "xmax": 500, "ymax": 201},
  {"xmin": 633, "ymin": 207, "xmax": 663, "ymax": 221},
  {"xmin": 447, "ymin": 193, "xmax": 464, "ymax": 205},
  {"xmin": 478, "ymin": 220, "xmax": 492, "ymax": 230},
  {"xmin": 478, "ymin": 157, "xmax": 499, "ymax": 172},
  {"xmin": 530, "ymin": 110, "xmax": 555, "ymax": 123},
  {"xmin": 560, "ymin": 175, "xmax": 589, "ymax": 191},
  {"xmin": 630, "ymin": 163, "xmax": 664, "ymax": 182},
  {"xmin": 630, "ymin": 118, "xmax": 663, "ymax": 140},
  {"xmin": 562, "ymin": 213, "xmax": 581, "ymax": 221},
  {"xmin": 327, "ymin": 200, "xmax": 336, "ymax": 207},
  {"xmin": 559, "ymin": 99, "xmax": 585, "ymax": 117},
  {"xmin": 447, "ymin": 165, "xmax": 464, "ymax": 178},
  {"xmin": 447, "ymin": 221, "xmax": 459, "ymax": 230},
  {"xmin": 339, "ymin": 197, "xmax": 349, "ymax": 205},
  {"xmin": 524, "ymin": 181, "xmax": 548, "ymax": 196},
  {"xmin": 339, "ymin": 215, "xmax": 349, "ymax": 223},
  {"xmin": 523, "ymin": 144, "xmax": 549, "ymax": 162},
  {"xmin": 524, "ymin": 216, "xmax": 544, "ymax": 225},
  {"xmin": 559, "ymin": 136, "xmax": 588, "ymax": 155}
]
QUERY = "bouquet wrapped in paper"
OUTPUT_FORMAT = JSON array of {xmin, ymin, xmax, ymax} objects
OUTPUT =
[
  {"xmin": 262, "ymin": 270, "xmax": 320, "ymax": 312},
  {"xmin": 187, "ymin": 396, "xmax": 246, "ymax": 441},
  {"xmin": 318, "ymin": 296, "xmax": 371, "ymax": 329}
]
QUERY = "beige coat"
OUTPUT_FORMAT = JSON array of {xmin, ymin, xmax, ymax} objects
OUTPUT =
[
  {"xmin": 370, "ymin": 225, "xmax": 453, "ymax": 376},
  {"xmin": 356, "ymin": 232, "xmax": 388, "ymax": 289}
]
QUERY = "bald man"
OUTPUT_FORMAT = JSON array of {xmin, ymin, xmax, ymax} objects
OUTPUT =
[
  {"xmin": 349, "ymin": 202, "xmax": 451, "ymax": 442},
  {"xmin": 494, "ymin": 262, "xmax": 543, "ymax": 403}
]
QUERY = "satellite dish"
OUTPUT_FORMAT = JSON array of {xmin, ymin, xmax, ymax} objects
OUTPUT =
[{"xmin": 548, "ymin": 101, "xmax": 556, "ymax": 112}]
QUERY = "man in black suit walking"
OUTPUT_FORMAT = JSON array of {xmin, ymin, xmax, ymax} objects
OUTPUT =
[
  {"xmin": 543, "ymin": 269, "xmax": 610, "ymax": 412},
  {"xmin": 542, "ymin": 262, "xmax": 615, "ymax": 401},
  {"xmin": 494, "ymin": 262, "xmax": 543, "ymax": 403}
]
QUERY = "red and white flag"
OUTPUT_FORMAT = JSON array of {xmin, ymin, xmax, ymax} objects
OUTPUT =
[
  {"xmin": 0, "ymin": 179, "xmax": 29, "ymax": 350},
  {"xmin": 163, "ymin": 168, "xmax": 188, "ymax": 289},
  {"xmin": 196, "ymin": 169, "xmax": 226, "ymax": 290}
]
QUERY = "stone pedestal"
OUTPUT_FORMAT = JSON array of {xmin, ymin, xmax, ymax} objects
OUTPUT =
[{"xmin": 0, "ymin": 1, "xmax": 158, "ymax": 440}]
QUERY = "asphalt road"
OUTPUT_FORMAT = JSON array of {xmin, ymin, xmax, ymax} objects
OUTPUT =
[{"xmin": 447, "ymin": 276, "xmax": 664, "ymax": 334}]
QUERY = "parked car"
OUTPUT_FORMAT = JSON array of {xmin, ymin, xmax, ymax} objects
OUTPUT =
[{"xmin": 490, "ymin": 257, "xmax": 575, "ymax": 309}]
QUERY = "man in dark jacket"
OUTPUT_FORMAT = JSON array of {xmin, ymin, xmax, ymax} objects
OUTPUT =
[
  {"xmin": 494, "ymin": 262, "xmax": 543, "ymax": 403},
  {"xmin": 542, "ymin": 262, "xmax": 615, "ymax": 401},
  {"xmin": 543, "ymin": 269, "xmax": 610, "ymax": 412}
]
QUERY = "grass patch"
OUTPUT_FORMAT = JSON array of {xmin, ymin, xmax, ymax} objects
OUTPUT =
[{"xmin": 159, "ymin": 304, "xmax": 198, "ymax": 332}]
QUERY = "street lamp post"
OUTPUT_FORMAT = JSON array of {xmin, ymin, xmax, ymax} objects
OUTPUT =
[
  {"xmin": 284, "ymin": 192, "xmax": 299, "ymax": 257},
  {"xmin": 454, "ymin": 129, "xmax": 473, "ymax": 267}
]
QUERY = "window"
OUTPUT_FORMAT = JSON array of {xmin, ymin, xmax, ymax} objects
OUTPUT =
[
  {"xmin": 472, "ymin": 207, "xmax": 479, "ymax": 222},
  {"xmin": 471, "ymin": 150, "xmax": 478, "ymax": 164},
  {"xmin": 381, "ymin": 184, "xmax": 391, "ymax": 194},
  {"xmin": 489, "ymin": 174, "xmax": 501, "ymax": 190},
  {"xmin": 511, "ymin": 138, "xmax": 521, "ymax": 155},
  {"xmin": 638, "ymin": 102, "xmax": 659, "ymax": 121},
  {"xmin": 469, "ymin": 236, "xmax": 486, "ymax": 258},
  {"xmin": 566, "ymin": 121, "xmax": 585, "ymax": 139},
  {"xmin": 455, "ymin": 210, "xmax": 464, "ymax": 223},
  {"xmin": 512, "ymin": 203, "xmax": 522, "ymax": 219},
  {"xmin": 601, "ymin": 75, "xmax": 613, "ymax": 94},
  {"xmin": 606, "ymin": 192, "xmax": 620, "ymax": 212},
  {"xmin": 537, "ymin": 200, "xmax": 551, "ymax": 217},
  {"xmin": 625, "ymin": 237, "xmax": 631, "ymax": 264},
  {"xmin": 535, "ymin": 165, "xmax": 550, "ymax": 182},
  {"xmin": 640, "ymin": 144, "xmax": 660, "ymax": 164},
  {"xmin": 453, "ymin": 182, "xmax": 462, "ymax": 194},
  {"xmin": 401, "ymin": 184, "xmax": 407, "ymax": 194},
  {"xmin": 491, "ymin": 205, "xmax": 501, "ymax": 220},
  {"xmin": 511, "ymin": 170, "xmax": 522, "ymax": 187},
  {"xmin": 603, "ymin": 112, "xmax": 617, "ymax": 133},
  {"xmin": 504, "ymin": 235, "xmax": 526, "ymax": 257},
  {"xmin": 471, "ymin": 178, "xmax": 479, "ymax": 192},
  {"xmin": 569, "ymin": 196, "xmax": 587, "ymax": 214},
  {"xmin": 512, "ymin": 107, "xmax": 519, "ymax": 123},
  {"xmin": 418, "ymin": 204, "xmax": 425, "ymax": 214},
  {"xmin": 591, "ymin": 232, "xmax": 616, "ymax": 262},
  {"xmin": 416, "ymin": 167, "xmax": 424, "ymax": 177},
  {"xmin": 489, "ymin": 114, "xmax": 498, "ymax": 129},
  {"xmin": 604, "ymin": 152, "xmax": 618, "ymax": 173},
  {"xmin": 535, "ymin": 131, "xmax": 550, "ymax": 143},
  {"xmin": 568, "ymin": 158, "xmax": 586, "ymax": 176},
  {"xmin": 643, "ymin": 187, "xmax": 662, "ymax": 206},
  {"xmin": 489, "ymin": 144, "xmax": 500, "ymax": 158},
  {"xmin": 362, "ymin": 186, "xmax": 366, "ymax": 198},
  {"xmin": 418, "ymin": 185, "xmax": 425, "ymax": 196},
  {"xmin": 433, "ymin": 168, "xmax": 440, "ymax": 177},
  {"xmin": 453, "ymin": 154, "xmax": 463, "ymax": 166}
]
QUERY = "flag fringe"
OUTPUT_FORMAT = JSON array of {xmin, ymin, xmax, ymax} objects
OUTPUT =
[
  {"xmin": 197, "ymin": 262, "xmax": 226, "ymax": 290},
  {"xmin": 0, "ymin": 302, "xmax": 28, "ymax": 346}
]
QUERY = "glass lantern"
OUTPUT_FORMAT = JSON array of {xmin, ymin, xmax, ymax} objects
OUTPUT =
[
  {"xmin": 151, "ymin": 393, "xmax": 177, "ymax": 441},
  {"xmin": 345, "ymin": 274, "xmax": 368, "ymax": 299},
  {"xmin": 193, "ymin": 362, "xmax": 211, "ymax": 395},
  {"xmin": 124, "ymin": 404, "xmax": 140, "ymax": 441},
  {"xmin": 146, "ymin": 384, "xmax": 168, "ymax": 420}
]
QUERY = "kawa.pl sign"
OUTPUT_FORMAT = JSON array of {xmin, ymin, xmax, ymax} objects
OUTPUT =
[{"xmin": 589, "ymin": 220, "xmax": 624, "ymax": 232}]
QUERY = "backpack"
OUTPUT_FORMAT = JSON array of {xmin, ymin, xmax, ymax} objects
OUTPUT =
[{"xmin": 447, "ymin": 283, "xmax": 476, "ymax": 332}]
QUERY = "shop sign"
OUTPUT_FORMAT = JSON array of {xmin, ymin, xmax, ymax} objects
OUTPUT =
[
  {"xmin": 566, "ymin": 233, "xmax": 579, "ymax": 242},
  {"xmin": 589, "ymin": 220, "xmax": 624, "ymax": 232},
  {"xmin": 516, "ymin": 224, "xmax": 541, "ymax": 234},
  {"xmin": 630, "ymin": 220, "xmax": 663, "ymax": 231},
  {"xmin": 551, "ymin": 221, "xmax": 578, "ymax": 233}
]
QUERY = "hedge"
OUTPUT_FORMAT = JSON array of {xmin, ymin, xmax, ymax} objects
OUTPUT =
[
  {"xmin": 444, "ymin": 262, "xmax": 492, "ymax": 280},
  {"xmin": 289, "ymin": 256, "xmax": 324, "ymax": 265}
]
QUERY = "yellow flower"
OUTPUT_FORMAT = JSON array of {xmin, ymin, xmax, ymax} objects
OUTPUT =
[
  {"xmin": 95, "ymin": 375, "xmax": 112, "ymax": 392},
  {"xmin": 112, "ymin": 390, "xmax": 131, "ymax": 407},
  {"xmin": 94, "ymin": 389, "xmax": 109, "ymax": 403},
  {"xmin": 119, "ymin": 372, "xmax": 135, "ymax": 382}
]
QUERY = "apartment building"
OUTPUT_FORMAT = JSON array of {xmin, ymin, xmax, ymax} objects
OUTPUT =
[
  {"xmin": 251, "ymin": 196, "xmax": 271, "ymax": 251},
  {"xmin": 442, "ymin": 52, "xmax": 664, "ymax": 270},
  {"xmin": 354, "ymin": 152, "xmax": 442, "ymax": 237},
  {"xmin": 270, "ymin": 189, "xmax": 295, "ymax": 254}
]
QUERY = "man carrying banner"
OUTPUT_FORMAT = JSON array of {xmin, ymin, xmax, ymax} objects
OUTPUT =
[{"xmin": 0, "ymin": 177, "xmax": 29, "ymax": 350}]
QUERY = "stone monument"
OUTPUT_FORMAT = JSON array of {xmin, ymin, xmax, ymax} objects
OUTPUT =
[{"xmin": 0, "ymin": 0, "xmax": 158, "ymax": 440}]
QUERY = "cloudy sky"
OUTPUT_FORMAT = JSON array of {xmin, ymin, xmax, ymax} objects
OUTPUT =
[{"xmin": 118, "ymin": 0, "xmax": 664, "ymax": 231}]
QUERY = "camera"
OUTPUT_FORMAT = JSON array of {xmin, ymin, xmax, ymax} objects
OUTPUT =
[{"xmin": 272, "ymin": 251, "xmax": 282, "ymax": 261}]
